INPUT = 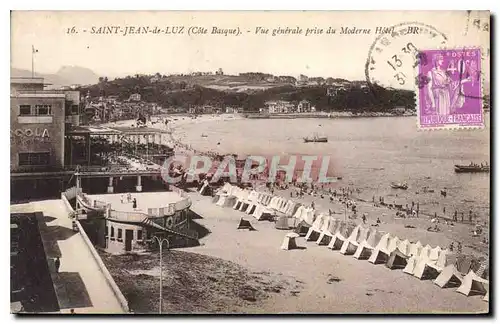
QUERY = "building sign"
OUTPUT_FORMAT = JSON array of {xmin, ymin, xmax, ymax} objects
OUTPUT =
[
  {"xmin": 10, "ymin": 128, "xmax": 51, "ymax": 146},
  {"xmin": 11, "ymin": 128, "xmax": 50, "ymax": 138}
]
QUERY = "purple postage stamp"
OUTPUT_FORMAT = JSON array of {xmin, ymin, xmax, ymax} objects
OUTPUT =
[{"xmin": 417, "ymin": 48, "xmax": 484, "ymax": 129}]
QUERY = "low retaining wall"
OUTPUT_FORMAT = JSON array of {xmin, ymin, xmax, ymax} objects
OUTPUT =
[
  {"xmin": 75, "ymin": 220, "xmax": 130, "ymax": 313},
  {"xmin": 60, "ymin": 194, "xmax": 130, "ymax": 313},
  {"xmin": 61, "ymin": 193, "xmax": 74, "ymax": 215}
]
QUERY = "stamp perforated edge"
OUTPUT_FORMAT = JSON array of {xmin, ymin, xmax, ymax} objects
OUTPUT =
[{"xmin": 414, "ymin": 45, "xmax": 486, "ymax": 131}]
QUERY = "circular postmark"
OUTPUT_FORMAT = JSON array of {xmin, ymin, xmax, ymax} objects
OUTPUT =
[{"xmin": 365, "ymin": 22, "xmax": 448, "ymax": 98}]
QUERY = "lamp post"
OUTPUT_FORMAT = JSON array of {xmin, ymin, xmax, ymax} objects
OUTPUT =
[{"xmin": 152, "ymin": 236, "xmax": 169, "ymax": 314}]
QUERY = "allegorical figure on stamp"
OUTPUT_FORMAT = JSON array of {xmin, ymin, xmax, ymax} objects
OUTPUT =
[{"xmin": 426, "ymin": 53, "xmax": 471, "ymax": 115}]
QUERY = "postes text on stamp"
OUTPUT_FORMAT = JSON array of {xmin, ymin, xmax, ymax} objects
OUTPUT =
[{"xmin": 416, "ymin": 48, "xmax": 483, "ymax": 129}]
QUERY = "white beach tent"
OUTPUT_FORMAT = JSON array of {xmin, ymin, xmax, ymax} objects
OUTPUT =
[
  {"xmin": 340, "ymin": 224, "xmax": 370, "ymax": 255},
  {"xmin": 419, "ymin": 244, "xmax": 433, "ymax": 260},
  {"xmin": 397, "ymin": 239, "xmax": 412, "ymax": 256},
  {"xmin": 216, "ymin": 185, "xmax": 239, "ymax": 207},
  {"xmin": 353, "ymin": 229, "xmax": 383, "ymax": 260},
  {"xmin": 403, "ymin": 255, "xmax": 419, "ymax": 275},
  {"xmin": 293, "ymin": 205, "xmax": 306, "ymax": 219},
  {"xmin": 297, "ymin": 207, "xmax": 315, "ymax": 226},
  {"xmin": 433, "ymin": 264, "xmax": 464, "ymax": 288},
  {"xmin": 213, "ymin": 183, "xmax": 233, "ymax": 203},
  {"xmin": 233, "ymin": 189, "xmax": 250, "ymax": 210},
  {"xmin": 409, "ymin": 241, "xmax": 423, "ymax": 257},
  {"xmin": 456, "ymin": 270, "xmax": 489, "ymax": 296},
  {"xmin": 412, "ymin": 255, "xmax": 442, "ymax": 280},
  {"xmin": 429, "ymin": 246, "xmax": 443, "ymax": 262},
  {"xmin": 305, "ymin": 213, "xmax": 327, "ymax": 242},
  {"xmin": 328, "ymin": 222, "xmax": 356, "ymax": 250},
  {"xmin": 281, "ymin": 232, "xmax": 301, "ymax": 250},
  {"xmin": 236, "ymin": 190, "xmax": 258, "ymax": 211},
  {"xmin": 367, "ymin": 233, "xmax": 393, "ymax": 264},
  {"xmin": 316, "ymin": 218, "xmax": 339, "ymax": 246}
]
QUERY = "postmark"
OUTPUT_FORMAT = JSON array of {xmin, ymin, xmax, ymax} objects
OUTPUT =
[
  {"xmin": 416, "ymin": 47, "xmax": 484, "ymax": 130},
  {"xmin": 365, "ymin": 22, "xmax": 448, "ymax": 94}
]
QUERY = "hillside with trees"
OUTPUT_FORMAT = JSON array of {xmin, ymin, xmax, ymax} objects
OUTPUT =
[{"xmin": 78, "ymin": 74, "xmax": 416, "ymax": 113}]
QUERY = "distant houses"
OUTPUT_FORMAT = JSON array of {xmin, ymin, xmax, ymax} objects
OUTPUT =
[
  {"xmin": 129, "ymin": 93, "xmax": 141, "ymax": 102},
  {"xmin": 264, "ymin": 99, "xmax": 314, "ymax": 114}
]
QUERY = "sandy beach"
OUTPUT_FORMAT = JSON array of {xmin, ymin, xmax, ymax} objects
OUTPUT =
[
  {"xmin": 99, "ymin": 114, "xmax": 489, "ymax": 313},
  {"xmin": 184, "ymin": 190, "xmax": 487, "ymax": 313}
]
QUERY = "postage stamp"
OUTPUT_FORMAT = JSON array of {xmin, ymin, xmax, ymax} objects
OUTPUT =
[{"xmin": 416, "ymin": 48, "xmax": 484, "ymax": 129}]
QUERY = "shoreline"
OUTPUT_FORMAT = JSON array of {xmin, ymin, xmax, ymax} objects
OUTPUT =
[{"xmin": 103, "ymin": 115, "xmax": 489, "ymax": 259}]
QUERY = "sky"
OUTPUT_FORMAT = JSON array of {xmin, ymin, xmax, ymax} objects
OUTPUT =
[{"xmin": 11, "ymin": 11, "xmax": 490, "ymax": 88}]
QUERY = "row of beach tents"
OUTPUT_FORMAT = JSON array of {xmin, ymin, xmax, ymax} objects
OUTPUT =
[
  {"xmin": 211, "ymin": 184, "xmax": 300, "ymax": 226},
  {"xmin": 285, "ymin": 213, "xmax": 489, "ymax": 301},
  {"xmin": 211, "ymin": 184, "xmax": 489, "ymax": 302}
]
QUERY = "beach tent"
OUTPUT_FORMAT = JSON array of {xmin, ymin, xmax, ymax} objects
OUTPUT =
[
  {"xmin": 403, "ymin": 256, "xmax": 419, "ymax": 275},
  {"xmin": 431, "ymin": 249, "xmax": 455, "ymax": 272},
  {"xmin": 387, "ymin": 236, "xmax": 401, "ymax": 254},
  {"xmin": 368, "ymin": 233, "xmax": 393, "ymax": 264},
  {"xmin": 456, "ymin": 270, "xmax": 489, "ymax": 296},
  {"xmin": 429, "ymin": 246, "xmax": 443, "ymax": 261},
  {"xmin": 454, "ymin": 254, "xmax": 476, "ymax": 275},
  {"xmin": 328, "ymin": 222, "xmax": 356, "ymax": 250},
  {"xmin": 293, "ymin": 205, "xmax": 306, "ymax": 219},
  {"xmin": 294, "ymin": 220, "xmax": 311, "ymax": 237},
  {"xmin": 305, "ymin": 214, "xmax": 327, "ymax": 242},
  {"xmin": 236, "ymin": 190, "xmax": 258, "ymax": 211},
  {"xmin": 409, "ymin": 241, "xmax": 423, "ymax": 257},
  {"xmin": 386, "ymin": 249, "xmax": 409, "ymax": 269},
  {"xmin": 316, "ymin": 218, "xmax": 339, "ymax": 246},
  {"xmin": 237, "ymin": 218, "xmax": 256, "ymax": 231},
  {"xmin": 340, "ymin": 225, "xmax": 369, "ymax": 255},
  {"xmin": 275, "ymin": 215, "xmax": 290, "ymax": 230},
  {"xmin": 303, "ymin": 208, "xmax": 316, "ymax": 225},
  {"xmin": 252, "ymin": 204, "xmax": 274, "ymax": 221},
  {"xmin": 281, "ymin": 232, "xmax": 301, "ymax": 250},
  {"xmin": 412, "ymin": 258, "xmax": 441, "ymax": 280},
  {"xmin": 217, "ymin": 195, "xmax": 238, "ymax": 208},
  {"xmin": 353, "ymin": 229, "xmax": 383, "ymax": 260},
  {"xmin": 397, "ymin": 239, "xmax": 412, "ymax": 256},
  {"xmin": 268, "ymin": 196, "xmax": 281, "ymax": 210},
  {"xmin": 433, "ymin": 264, "xmax": 464, "ymax": 288},
  {"xmin": 233, "ymin": 190, "xmax": 250, "ymax": 209},
  {"xmin": 419, "ymin": 244, "xmax": 433, "ymax": 260},
  {"xmin": 287, "ymin": 202, "xmax": 300, "ymax": 217}
]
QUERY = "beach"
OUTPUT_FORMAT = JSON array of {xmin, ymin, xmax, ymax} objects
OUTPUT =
[
  {"xmin": 100, "ymin": 114, "xmax": 489, "ymax": 313},
  {"xmin": 104, "ymin": 113, "xmax": 490, "ymax": 258}
]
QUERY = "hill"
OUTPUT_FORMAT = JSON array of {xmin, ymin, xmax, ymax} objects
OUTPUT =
[{"xmin": 78, "ymin": 74, "xmax": 416, "ymax": 113}]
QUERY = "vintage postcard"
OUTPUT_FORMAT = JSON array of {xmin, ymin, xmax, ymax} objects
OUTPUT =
[{"xmin": 10, "ymin": 11, "xmax": 490, "ymax": 314}]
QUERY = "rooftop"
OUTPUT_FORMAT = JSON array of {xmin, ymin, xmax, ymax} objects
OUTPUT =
[
  {"xmin": 11, "ymin": 77, "xmax": 51, "ymax": 86},
  {"xmin": 88, "ymin": 192, "xmax": 188, "ymax": 214}
]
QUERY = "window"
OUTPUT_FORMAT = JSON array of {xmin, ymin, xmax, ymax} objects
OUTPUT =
[
  {"xmin": 105, "ymin": 226, "xmax": 109, "ymax": 237},
  {"xmin": 117, "ymin": 228, "xmax": 123, "ymax": 241},
  {"xmin": 110, "ymin": 227, "xmax": 115, "ymax": 240},
  {"xmin": 71, "ymin": 104, "xmax": 79, "ymax": 114},
  {"xmin": 19, "ymin": 105, "xmax": 31, "ymax": 115},
  {"xmin": 137, "ymin": 230, "xmax": 143, "ymax": 241},
  {"xmin": 18, "ymin": 152, "xmax": 50, "ymax": 166},
  {"xmin": 35, "ymin": 105, "xmax": 52, "ymax": 115}
]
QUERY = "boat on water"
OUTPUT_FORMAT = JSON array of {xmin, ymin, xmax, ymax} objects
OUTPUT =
[
  {"xmin": 391, "ymin": 182, "xmax": 408, "ymax": 190},
  {"xmin": 201, "ymin": 134, "xmax": 208, "ymax": 138},
  {"xmin": 454, "ymin": 163, "xmax": 490, "ymax": 173},
  {"xmin": 303, "ymin": 134, "xmax": 328, "ymax": 143}
]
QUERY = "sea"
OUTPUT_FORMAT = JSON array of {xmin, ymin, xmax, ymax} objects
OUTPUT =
[{"xmin": 172, "ymin": 115, "xmax": 490, "ymax": 222}]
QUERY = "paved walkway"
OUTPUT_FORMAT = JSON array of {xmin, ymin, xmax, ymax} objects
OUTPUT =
[{"xmin": 11, "ymin": 200, "xmax": 124, "ymax": 314}]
